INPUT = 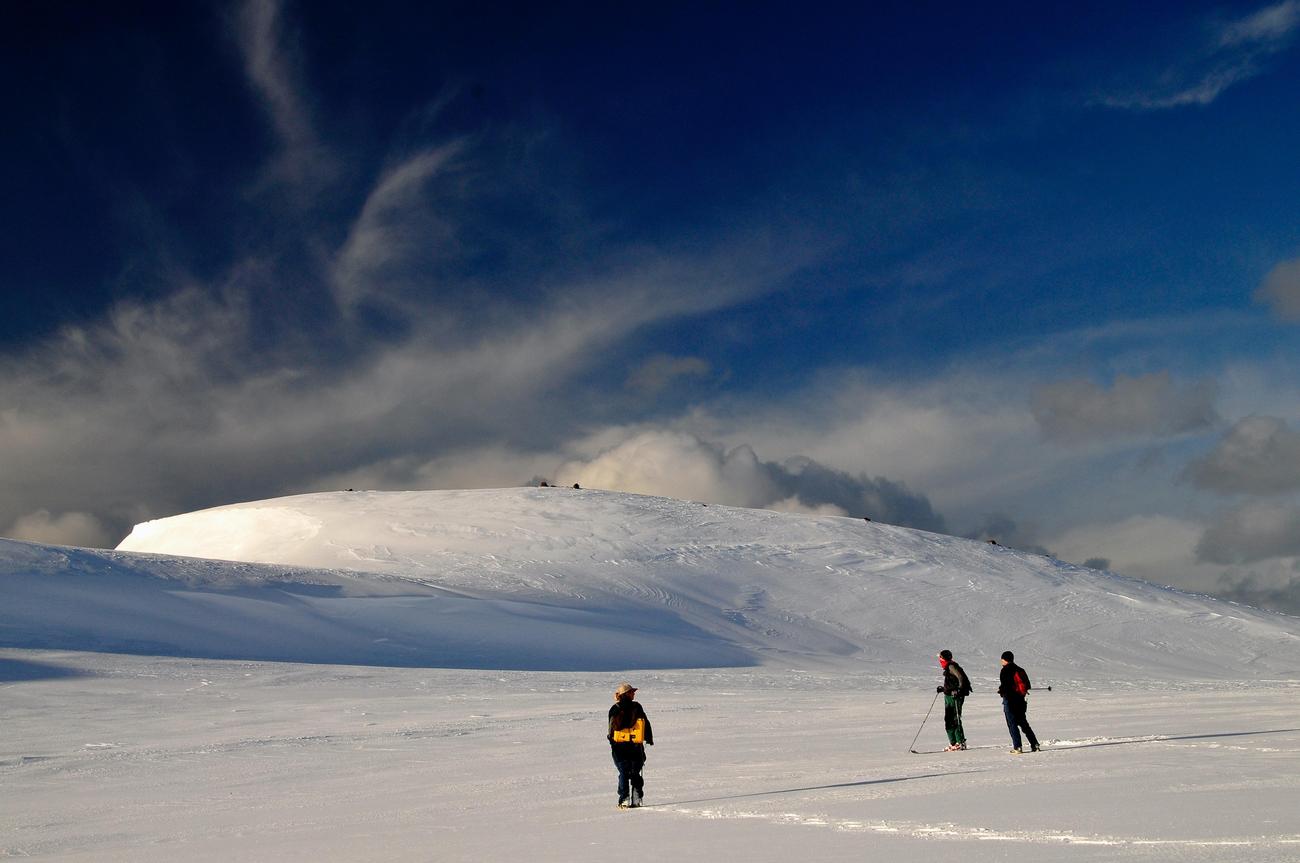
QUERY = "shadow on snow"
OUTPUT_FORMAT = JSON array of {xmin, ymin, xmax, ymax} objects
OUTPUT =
[
  {"xmin": 650, "ymin": 769, "xmax": 987, "ymax": 807},
  {"xmin": 0, "ymin": 656, "xmax": 92, "ymax": 683},
  {"xmin": 1051, "ymin": 728, "xmax": 1300, "ymax": 751}
]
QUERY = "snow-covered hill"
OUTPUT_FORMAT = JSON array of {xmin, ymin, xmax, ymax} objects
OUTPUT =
[
  {"xmin": 4, "ymin": 487, "xmax": 1293, "ymax": 677},
  {"xmin": 5, "ymin": 488, "xmax": 1300, "ymax": 860}
]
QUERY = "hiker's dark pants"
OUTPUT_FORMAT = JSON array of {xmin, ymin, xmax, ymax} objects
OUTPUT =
[
  {"xmin": 944, "ymin": 694, "xmax": 966, "ymax": 745},
  {"xmin": 1003, "ymin": 697, "xmax": 1039, "ymax": 750},
  {"xmin": 610, "ymin": 742, "xmax": 645, "ymax": 801}
]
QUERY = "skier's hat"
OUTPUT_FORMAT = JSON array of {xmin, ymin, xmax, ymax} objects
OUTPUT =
[
  {"xmin": 938, "ymin": 649, "xmax": 953, "ymax": 661},
  {"xmin": 1001, "ymin": 651, "xmax": 1014, "ymax": 662},
  {"xmin": 614, "ymin": 682, "xmax": 637, "ymax": 697}
]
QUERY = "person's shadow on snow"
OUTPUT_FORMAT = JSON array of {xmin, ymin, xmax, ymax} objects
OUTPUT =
[
  {"xmin": 647, "ymin": 769, "xmax": 987, "ymax": 807},
  {"xmin": 1046, "ymin": 728, "xmax": 1299, "ymax": 750}
]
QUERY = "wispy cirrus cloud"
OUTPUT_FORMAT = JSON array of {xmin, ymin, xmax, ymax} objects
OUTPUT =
[
  {"xmin": 233, "ymin": 0, "xmax": 336, "ymax": 186},
  {"xmin": 331, "ymin": 143, "xmax": 469, "ymax": 314},
  {"xmin": 1095, "ymin": 1, "xmax": 1300, "ymax": 110},
  {"xmin": 0, "ymin": 222, "xmax": 802, "ymax": 545},
  {"xmin": 0, "ymin": 0, "xmax": 826, "ymax": 549},
  {"xmin": 625, "ymin": 355, "xmax": 713, "ymax": 396}
]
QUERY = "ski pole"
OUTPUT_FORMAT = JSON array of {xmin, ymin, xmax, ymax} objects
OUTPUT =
[{"xmin": 908, "ymin": 690, "xmax": 940, "ymax": 753}]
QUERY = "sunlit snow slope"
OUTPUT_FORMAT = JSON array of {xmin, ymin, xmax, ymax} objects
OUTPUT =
[{"xmin": 4, "ymin": 488, "xmax": 1297, "ymax": 676}]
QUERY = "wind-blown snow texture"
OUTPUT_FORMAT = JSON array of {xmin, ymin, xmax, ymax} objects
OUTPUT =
[{"xmin": 4, "ymin": 487, "xmax": 1292, "ymax": 677}]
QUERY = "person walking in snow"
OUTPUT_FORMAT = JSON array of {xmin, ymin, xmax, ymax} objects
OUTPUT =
[
  {"xmin": 998, "ymin": 651, "xmax": 1040, "ymax": 754},
  {"xmin": 608, "ymin": 682, "xmax": 654, "ymax": 808},
  {"xmin": 936, "ymin": 649, "xmax": 971, "ymax": 751}
]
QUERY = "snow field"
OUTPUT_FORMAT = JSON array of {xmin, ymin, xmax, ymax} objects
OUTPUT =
[
  {"xmin": 2, "ymin": 651, "xmax": 1297, "ymax": 862},
  {"xmin": 5, "ymin": 487, "xmax": 1300, "ymax": 860}
]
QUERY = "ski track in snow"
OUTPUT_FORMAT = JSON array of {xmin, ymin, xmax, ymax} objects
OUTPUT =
[{"xmin": 655, "ymin": 806, "xmax": 1300, "ymax": 849}]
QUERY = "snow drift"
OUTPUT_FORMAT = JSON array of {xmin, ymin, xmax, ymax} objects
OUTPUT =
[{"xmin": 3, "ymin": 487, "xmax": 1297, "ymax": 676}]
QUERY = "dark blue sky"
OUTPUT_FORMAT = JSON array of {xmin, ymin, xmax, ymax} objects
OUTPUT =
[{"xmin": 4, "ymin": 1, "xmax": 1300, "ymax": 613}]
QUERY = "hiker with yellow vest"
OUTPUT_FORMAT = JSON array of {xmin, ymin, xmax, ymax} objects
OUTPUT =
[{"xmin": 608, "ymin": 682, "xmax": 654, "ymax": 808}]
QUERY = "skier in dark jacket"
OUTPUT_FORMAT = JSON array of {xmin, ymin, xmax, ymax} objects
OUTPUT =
[
  {"xmin": 608, "ymin": 682, "xmax": 654, "ymax": 808},
  {"xmin": 998, "ymin": 651, "xmax": 1040, "ymax": 754},
  {"xmin": 936, "ymin": 649, "xmax": 971, "ymax": 751}
]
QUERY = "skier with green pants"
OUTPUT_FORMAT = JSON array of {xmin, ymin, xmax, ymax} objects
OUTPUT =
[{"xmin": 936, "ymin": 649, "xmax": 971, "ymax": 751}]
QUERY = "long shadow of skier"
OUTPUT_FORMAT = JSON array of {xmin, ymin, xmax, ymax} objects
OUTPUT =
[
  {"xmin": 648, "ymin": 769, "xmax": 987, "ymax": 807},
  {"xmin": 1050, "ymin": 728, "xmax": 1299, "ymax": 751}
]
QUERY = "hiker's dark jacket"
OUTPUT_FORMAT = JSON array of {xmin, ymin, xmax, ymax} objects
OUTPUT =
[
  {"xmin": 941, "ymin": 661, "xmax": 972, "ymax": 696},
  {"xmin": 608, "ymin": 699, "xmax": 654, "ymax": 745},
  {"xmin": 998, "ymin": 662, "xmax": 1031, "ymax": 703}
]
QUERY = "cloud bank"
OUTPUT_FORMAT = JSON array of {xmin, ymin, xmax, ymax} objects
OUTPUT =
[
  {"xmin": 1215, "ymin": 571, "xmax": 1300, "ymax": 615},
  {"xmin": 0, "ymin": 226, "xmax": 799, "ymax": 545},
  {"xmin": 6, "ymin": 510, "xmax": 115, "ymax": 549},
  {"xmin": 1185, "ymin": 415, "xmax": 1300, "ymax": 495},
  {"xmin": 1197, "ymin": 501, "xmax": 1300, "ymax": 564},
  {"xmin": 1031, "ymin": 372, "xmax": 1218, "ymax": 444},
  {"xmin": 557, "ymin": 430, "xmax": 946, "ymax": 531}
]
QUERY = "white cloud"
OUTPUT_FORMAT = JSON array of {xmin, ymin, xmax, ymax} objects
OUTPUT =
[
  {"xmin": 766, "ymin": 497, "xmax": 849, "ymax": 518},
  {"xmin": 0, "ymin": 193, "xmax": 806, "ymax": 548},
  {"xmin": 1096, "ymin": 1, "xmax": 1300, "ymax": 110},
  {"xmin": 1220, "ymin": 0, "xmax": 1300, "ymax": 46},
  {"xmin": 625, "ymin": 354, "xmax": 712, "ymax": 395},
  {"xmin": 1185, "ymin": 415, "xmax": 1300, "ymax": 495},
  {"xmin": 331, "ymin": 144, "xmax": 467, "ymax": 312},
  {"xmin": 1196, "ymin": 500, "xmax": 1300, "ymax": 564},
  {"xmin": 304, "ymin": 446, "xmax": 561, "ymax": 495},
  {"xmin": 0, "ymin": 0, "xmax": 827, "ymax": 550},
  {"xmin": 556, "ymin": 429, "xmax": 944, "ymax": 529},
  {"xmin": 1213, "ymin": 567, "xmax": 1300, "ymax": 615},
  {"xmin": 1047, "ymin": 511, "xmax": 1300, "ymax": 613},
  {"xmin": 234, "ymin": 0, "xmax": 335, "ymax": 187},
  {"xmin": 1253, "ymin": 257, "xmax": 1300, "ymax": 321},
  {"xmin": 687, "ymin": 367, "xmax": 1052, "ymax": 517},
  {"xmin": 6, "ymin": 510, "xmax": 115, "ymax": 548},
  {"xmin": 561, "ymin": 431, "xmax": 778, "ymax": 506},
  {"xmin": 1048, "ymin": 514, "xmax": 1223, "ymax": 590},
  {"xmin": 1030, "ymin": 373, "xmax": 1219, "ymax": 444}
]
